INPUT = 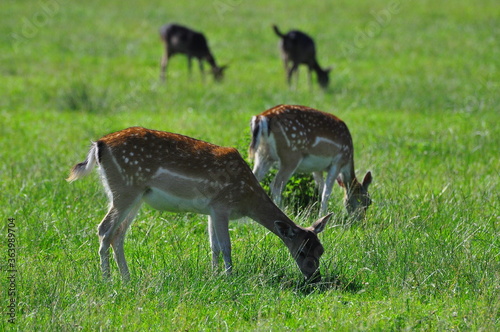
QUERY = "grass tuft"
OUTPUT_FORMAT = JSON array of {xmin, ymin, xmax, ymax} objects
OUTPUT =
[{"xmin": 57, "ymin": 81, "xmax": 109, "ymax": 113}]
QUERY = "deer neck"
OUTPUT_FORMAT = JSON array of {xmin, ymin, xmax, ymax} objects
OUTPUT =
[
  {"xmin": 206, "ymin": 54, "xmax": 218, "ymax": 69},
  {"xmin": 340, "ymin": 162, "xmax": 360, "ymax": 196},
  {"xmin": 245, "ymin": 192, "xmax": 294, "ymax": 238},
  {"xmin": 311, "ymin": 60, "xmax": 326, "ymax": 74}
]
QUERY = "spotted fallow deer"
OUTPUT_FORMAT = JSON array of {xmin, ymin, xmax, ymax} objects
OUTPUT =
[
  {"xmin": 273, "ymin": 25, "xmax": 331, "ymax": 89},
  {"xmin": 249, "ymin": 105, "xmax": 372, "ymax": 219},
  {"xmin": 159, "ymin": 23, "xmax": 227, "ymax": 82},
  {"xmin": 68, "ymin": 127, "xmax": 331, "ymax": 282}
]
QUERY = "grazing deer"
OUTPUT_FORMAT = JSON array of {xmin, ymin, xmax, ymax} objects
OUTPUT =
[
  {"xmin": 159, "ymin": 23, "xmax": 227, "ymax": 82},
  {"xmin": 272, "ymin": 25, "xmax": 331, "ymax": 89},
  {"xmin": 249, "ymin": 105, "xmax": 372, "ymax": 219},
  {"xmin": 68, "ymin": 127, "xmax": 331, "ymax": 282}
]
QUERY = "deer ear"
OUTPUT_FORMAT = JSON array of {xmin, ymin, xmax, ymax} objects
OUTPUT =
[
  {"xmin": 275, "ymin": 220, "xmax": 297, "ymax": 239},
  {"xmin": 311, "ymin": 213, "xmax": 332, "ymax": 234},
  {"xmin": 362, "ymin": 171, "xmax": 372, "ymax": 188}
]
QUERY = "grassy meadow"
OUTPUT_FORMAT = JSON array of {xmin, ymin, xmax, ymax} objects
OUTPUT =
[{"xmin": 1, "ymin": 0, "xmax": 499, "ymax": 330}]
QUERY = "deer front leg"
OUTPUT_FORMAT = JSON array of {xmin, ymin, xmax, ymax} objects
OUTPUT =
[
  {"xmin": 198, "ymin": 59, "xmax": 206, "ymax": 82},
  {"xmin": 208, "ymin": 211, "xmax": 232, "ymax": 274},
  {"xmin": 308, "ymin": 67, "xmax": 313, "ymax": 90},
  {"xmin": 320, "ymin": 164, "xmax": 340, "ymax": 215},
  {"xmin": 312, "ymin": 171, "xmax": 324, "ymax": 192}
]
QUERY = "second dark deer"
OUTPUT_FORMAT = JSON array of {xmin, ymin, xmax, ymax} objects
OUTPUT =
[
  {"xmin": 273, "ymin": 25, "xmax": 331, "ymax": 89},
  {"xmin": 159, "ymin": 23, "xmax": 227, "ymax": 82}
]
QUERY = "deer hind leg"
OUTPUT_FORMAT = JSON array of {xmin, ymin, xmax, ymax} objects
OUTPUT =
[
  {"xmin": 252, "ymin": 152, "xmax": 274, "ymax": 182},
  {"xmin": 160, "ymin": 54, "xmax": 169, "ymax": 81},
  {"xmin": 97, "ymin": 196, "xmax": 142, "ymax": 280},
  {"xmin": 161, "ymin": 46, "xmax": 173, "ymax": 81},
  {"xmin": 271, "ymin": 157, "xmax": 301, "ymax": 207},
  {"xmin": 208, "ymin": 211, "xmax": 232, "ymax": 274},
  {"xmin": 287, "ymin": 63, "xmax": 299, "ymax": 88},
  {"xmin": 109, "ymin": 202, "xmax": 141, "ymax": 281}
]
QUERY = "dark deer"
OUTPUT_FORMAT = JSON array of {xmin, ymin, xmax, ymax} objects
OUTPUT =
[
  {"xmin": 159, "ymin": 23, "xmax": 227, "ymax": 82},
  {"xmin": 272, "ymin": 25, "xmax": 331, "ymax": 89}
]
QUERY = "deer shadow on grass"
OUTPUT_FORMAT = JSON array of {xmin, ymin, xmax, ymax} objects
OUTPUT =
[{"xmin": 264, "ymin": 270, "xmax": 364, "ymax": 295}]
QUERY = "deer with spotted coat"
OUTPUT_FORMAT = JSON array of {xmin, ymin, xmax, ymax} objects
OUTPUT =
[
  {"xmin": 68, "ymin": 127, "xmax": 331, "ymax": 282},
  {"xmin": 249, "ymin": 105, "xmax": 372, "ymax": 220}
]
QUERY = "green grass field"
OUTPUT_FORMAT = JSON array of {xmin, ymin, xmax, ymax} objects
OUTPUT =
[{"xmin": 1, "ymin": 0, "xmax": 499, "ymax": 330}]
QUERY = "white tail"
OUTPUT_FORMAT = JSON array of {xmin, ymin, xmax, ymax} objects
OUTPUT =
[
  {"xmin": 67, "ymin": 143, "xmax": 98, "ymax": 182},
  {"xmin": 159, "ymin": 23, "xmax": 227, "ymax": 82},
  {"xmin": 249, "ymin": 105, "xmax": 372, "ymax": 219},
  {"xmin": 273, "ymin": 25, "xmax": 331, "ymax": 89},
  {"xmin": 68, "ymin": 127, "xmax": 331, "ymax": 281}
]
